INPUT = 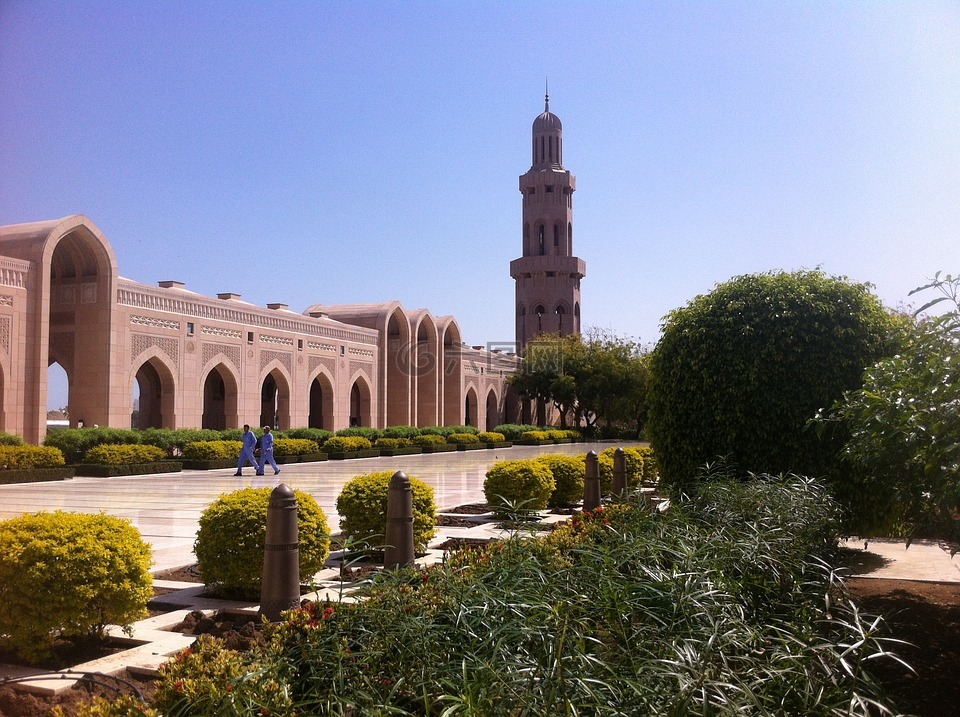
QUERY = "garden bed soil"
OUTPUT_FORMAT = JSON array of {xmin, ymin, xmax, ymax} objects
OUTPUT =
[{"xmin": 844, "ymin": 578, "xmax": 960, "ymax": 717}]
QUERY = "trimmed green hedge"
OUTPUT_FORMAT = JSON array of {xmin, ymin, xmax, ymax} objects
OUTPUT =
[{"xmin": 83, "ymin": 443, "xmax": 167, "ymax": 465}]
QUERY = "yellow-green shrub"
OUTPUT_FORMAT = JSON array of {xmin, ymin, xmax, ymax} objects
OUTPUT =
[
  {"xmin": 0, "ymin": 444, "xmax": 65, "ymax": 469},
  {"xmin": 546, "ymin": 430, "xmax": 568, "ymax": 440},
  {"xmin": 183, "ymin": 440, "xmax": 242, "ymax": 460},
  {"xmin": 375, "ymin": 437, "xmax": 414, "ymax": 449},
  {"xmin": 520, "ymin": 430, "xmax": 551, "ymax": 442},
  {"xmin": 272, "ymin": 438, "xmax": 320, "ymax": 457},
  {"xmin": 83, "ymin": 443, "xmax": 167, "ymax": 465},
  {"xmin": 0, "ymin": 511, "xmax": 152, "ymax": 662},
  {"xmin": 336, "ymin": 471, "xmax": 437, "ymax": 553},
  {"xmin": 321, "ymin": 435, "xmax": 372, "ymax": 453},
  {"xmin": 194, "ymin": 487, "xmax": 330, "ymax": 599},
  {"xmin": 538, "ymin": 454, "xmax": 586, "ymax": 508},
  {"xmin": 412, "ymin": 434, "xmax": 447, "ymax": 447},
  {"xmin": 634, "ymin": 445, "xmax": 659, "ymax": 482},
  {"xmin": 478, "ymin": 431, "xmax": 506, "ymax": 443},
  {"xmin": 483, "ymin": 459, "xmax": 555, "ymax": 513},
  {"xmin": 597, "ymin": 447, "xmax": 645, "ymax": 491},
  {"xmin": 447, "ymin": 432, "xmax": 480, "ymax": 445}
]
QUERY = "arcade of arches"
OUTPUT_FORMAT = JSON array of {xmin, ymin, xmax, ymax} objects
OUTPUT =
[{"xmin": 0, "ymin": 215, "xmax": 522, "ymax": 444}]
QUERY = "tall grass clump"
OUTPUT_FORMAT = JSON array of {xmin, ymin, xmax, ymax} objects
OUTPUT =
[{"xmin": 98, "ymin": 473, "xmax": 903, "ymax": 717}]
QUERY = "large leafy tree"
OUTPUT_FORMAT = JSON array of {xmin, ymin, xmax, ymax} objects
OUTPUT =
[
  {"xmin": 647, "ymin": 269, "xmax": 902, "ymax": 495},
  {"xmin": 822, "ymin": 274, "xmax": 960, "ymax": 538},
  {"xmin": 510, "ymin": 331, "xmax": 650, "ymax": 433}
]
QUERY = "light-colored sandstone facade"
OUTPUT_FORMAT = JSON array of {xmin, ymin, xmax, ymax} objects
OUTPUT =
[
  {"xmin": 511, "ymin": 94, "xmax": 586, "ymax": 349},
  {"xmin": 0, "ymin": 215, "xmax": 521, "ymax": 444}
]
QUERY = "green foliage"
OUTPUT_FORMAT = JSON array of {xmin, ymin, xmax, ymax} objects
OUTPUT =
[
  {"xmin": 0, "ymin": 511, "xmax": 152, "ymax": 662},
  {"xmin": 0, "ymin": 432, "xmax": 23, "ymax": 446},
  {"xmin": 379, "ymin": 425, "xmax": 421, "ymax": 439},
  {"xmin": 335, "ymin": 426, "xmax": 381, "ymax": 441},
  {"xmin": 0, "ymin": 444, "xmax": 65, "ymax": 469},
  {"xmin": 321, "ymin": 435, "xmax": 373, "ymax": 452},
  {"xmin": 144, "ymin": 474, "xmax": 899, "ymax": 715},
  {"xmin": 43, "ymin": 427, "xmax": 142, "ymax": 463},
  {"xmin": 182, "ymin": 440, "xmax": 242, "ymax": 460},
  {"xmin": 493, "ymin": 423, "xmax": 541, "ymax": 440},
  {"xmin": 447, "ymin": 432, "xmax": 480, "ymax": 445},
  {"xmin": 648, "ymin": 269, "xmax": 903, "ymax": 495},
  {"xmin": 285, "ymin": 427, "xmax": 333, "ymax": 445},
  {"xmin": 83, "ymin": 443, "xmax": 167, "ymax": 465},
  {"xmin": 483, "ymin": 459, "xmax": 556, "ymax": 513},
  {"xmin": 419, "ymin": 424, "xmax": 479, "ymax": 437},
  {"xmin": 412, "ymin": 433, "xmax": 447, "ymax": 446},
  {"xmin": 478, "ymin": 431, "xmax": 506, "ymax": 443},
  {"xmin": 374, "ymin": 437, "xmax": 414, "ymax": 449},
  {"xmin": 538, "ymin": 454, "xmax": 585, "ymax": 507},
  {"xmin": 272, "ymin": 437, "xmax": 320, "ymax": 457},
  {"xmin": 595, "ymin": 446, "xmax": 646, "ymax": 492},
  {"xmin": 820, "ymin": 273, "xmax": 960, "ymax": 537},
  {"xmin": 336, "ymin": 471, "xmax": 437, "ymax": 553},
  {"xmin": 510, "ymin": 331, "xmax": 651, "ymax": 432},
  {"xmin": 138, "ymin": 428, "xmax": 221, "ymax": 456},
  {"xmin": 194, "ymin": 487, "xmax": 330, "ymax": 599}
]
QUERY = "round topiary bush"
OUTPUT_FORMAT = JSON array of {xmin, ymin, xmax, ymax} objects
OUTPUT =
[
  {"xmin": 336, "ymin": 471, "xmax": 437, "ymax": 553},
  {"xmin": 0, "ymin": 444, "xmax": 65, "ymax": 469},
  {"xmin": 0, "ymin": 511, "xmax": 153, "ymax": 662},
  {"xmin": 195, "ymin": 487, "xmax": 331, "ymax": 599},
  {"xmin": 483, "ymin": 459, "xmax": 556, "ymax": 514},
  {"xmin": 648, "ymin": 269, "xmax": 902, "ymax": 495},
  {"xmin": 538, "ymin": 454, "xmax": 585, "ymax": 508}
]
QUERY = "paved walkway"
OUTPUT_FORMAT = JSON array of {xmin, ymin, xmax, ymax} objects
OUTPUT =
[
  {"xmin": 0, "ymin": 442, "xmax": 616, "ymax": 572},
  {"xmin": 840, "ymin": 537, "xmax": 960, "ymax": 583}
]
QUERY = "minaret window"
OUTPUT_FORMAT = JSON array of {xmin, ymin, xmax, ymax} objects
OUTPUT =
[
  {"xmin": 538, "ymin": 224, "xmax": 545, "ymax": 256},
  {"xmin": 556, "ymin": 305, "xmax": 566, "ymax": 333},
  {"xmin": 554, "ymin": 225, "xmax": 560, "ymax": 251},
  {"xmin": 535, "ymin": 305, "xmax": 545, "ymax": 332}
]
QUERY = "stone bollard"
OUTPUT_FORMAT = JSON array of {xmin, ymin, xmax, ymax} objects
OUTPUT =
[
  {"xmin": 384, "ymin": 470, "xmax": 416, "ymax": 570},
  {"xmin": 583, "ymin": 450, "xmax": 601, "ymax": 511},
  {"xmin": 613, "ymin": 447, "xmax": 628, "ymax": 498},
  {"xmin": 259, "ymin": 483, "xmax": 300, "ymax": 622}
]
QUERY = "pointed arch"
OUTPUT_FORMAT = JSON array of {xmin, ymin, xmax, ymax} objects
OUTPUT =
[
  {"xmin": 438, "ymin": 317, "xmax": 463, "ymax": 426},
  {"xmin": 201, "ymin": 362, "xmax": 240, "ymax": 430},
  {"xmin": 349, "ymin": 373, "xmax": 373, "ymax": 428},
  {"xmin": 307, "ymin": 367, "xmax": 335, "ymax": 431},
  {"xmin": 259, "ymin": 362, "xmax": 292, "ymax": 430},
  {"xmin": 130, "ymin": 349, "xmax": 177, "ymax": 429},
  {"xmin": 410, "ymin": 311, "xmax": 439, "ymax": 427},
  {"xmin": 464, "ymin": 386, "xmax": 479, "ymax": 428},
  {"xmin": 485, "ymin": 388, "xmax": 500, "ymax": 432}
]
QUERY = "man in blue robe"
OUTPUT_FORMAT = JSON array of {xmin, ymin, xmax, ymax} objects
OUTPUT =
[{"xmin": 235, "ymin": 424, "xmax": 260, "ymax": 476}]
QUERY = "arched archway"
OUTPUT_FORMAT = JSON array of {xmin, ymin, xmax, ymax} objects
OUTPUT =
[
  {"xmin": 464, "ymin": 387, "xmax": 479, "ymax": 428},
  {"xmin": 349, "ymin": 376, "xmax": 372, "ymax": 427},
  {"xmin": 132, "ymin": 355, "xmax": 176, "ymax": 429},
  {"xmin": 414, "ymin": 318, "xmax": 439, "ymax": 427},
  {"xmin": 308, "ymin": 371, "xmax": 334, "ymax": 430},
  {"xmin": 485, "ymin": 389, "xmax": 500, "ymax": 431},
  {"xmin": 386, "ymin": 309, "xmax": 411, "ymax": 426},
  {"xmin": 440, "ymin": 320, "xmax": 463, "ymax": 426},
  {"xmin": 201, "ymin": 363, "xmax": 239, "ymax": 430},
  {"xmin": 259, "ymin": 367, "xmax": 291, "ymax": 429}
]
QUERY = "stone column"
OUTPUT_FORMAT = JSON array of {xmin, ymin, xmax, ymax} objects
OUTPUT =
[
  {"xmin": 384, "ymin": 470, "xmax": 416, "ymax": 569},
  {"xmin": 583, "ymin": 450, "xmax": 601, "ymax": 511}
]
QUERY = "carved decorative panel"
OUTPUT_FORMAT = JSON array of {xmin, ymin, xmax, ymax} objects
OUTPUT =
[
  {"xmin": 202, "ymin": 342, "xmax": 241, "ymax": 369},
  {"xmin": 260, "ymin": 349, "xmax": 292, "ymax": 373},
  {"xmin": 131, "ymin": 333, "xmax": 180, "ymax": 368}
]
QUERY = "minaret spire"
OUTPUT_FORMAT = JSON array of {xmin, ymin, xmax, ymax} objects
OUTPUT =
[{"xmin": 544, "ymin": 78, "xmax": 549, "ymax": 112}]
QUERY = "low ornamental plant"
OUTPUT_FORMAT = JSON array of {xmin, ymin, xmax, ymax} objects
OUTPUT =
[
  {"xmin": 194, "ymin": 487, "xmax": 330, "ymax": 599},
  {"xmin": 182, "ymin": 440, "xmax": 242, "ymax": 461},
  {"xmin": 82, "ymin": 474, "xmax": 905, "ymax": 716},
  {"xmin": 322, "ymin": 435, "xmax": 373, "ymax": 453},
  {"xmin": 0, "ymin": 444, "xmax": 65, "ymax": 469},
  {"xmin": 447, "ymin": 432, "xmax": 481, "ymax": 445},
  {"xmin": 538, "ymin": 453, "xmax": 585, "ymax": 507},
  {"xmin": 478, "ymin": 431, "xmax": 506, "ymax": 443},
  {"xmin": 83, "ymin": 443, "xmax": 167, "ymax": 465},
  {"xmin": 492, "ymin": 423, "xmax": 541, "ymax": 440},
  {"xmin": 412, "ymin": 433, "xmax": 447, "ymax": 447},
  {"xmin": 285, "ymin": 427, "xmax": 333, "ymax": 445},
  {"xmin": 336, "ymin": 471, "xmax": 437, "ymax": 553},
  {"xmin": 271, "ymin": 437, "xmax": 320, "ymax": 457},
  {"xmin": 374, "ymin": 437, "xmax": 414, "ymax": 449},
  {"xmin": 0, "ymin": 511, "xmax": 152, "ymax": 663},
  {"xmin": 0, "ymin": 431, "xmax": 23, "ymax": 446},
  {"xmin": 483, "ymin": 458, "xmax": 555, "ymax": 513}
]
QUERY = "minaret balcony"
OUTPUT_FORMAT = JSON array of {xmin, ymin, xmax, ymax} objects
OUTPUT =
[{"xmin": 510, "ymin": 255, "xmax": 586, "ymax": 279}]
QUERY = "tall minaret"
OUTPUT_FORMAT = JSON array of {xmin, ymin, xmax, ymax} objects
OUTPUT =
[{"xmin": 510, "ymin": 92, "xmax": 586, "ymax": 350}]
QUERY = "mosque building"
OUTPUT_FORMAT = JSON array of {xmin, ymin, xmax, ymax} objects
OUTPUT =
[{"xmin": 0, "ymin": 98, "xmax": 582, "ymax": 443}]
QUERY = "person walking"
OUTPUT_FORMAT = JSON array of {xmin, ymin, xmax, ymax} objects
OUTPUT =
[
  {"xmin": 257, "ymin": 425, "xmax": 280, "ymax": 476},
  {"xmin": 235, "ymin": 424, "xmax": 260, "ymax": 476}
]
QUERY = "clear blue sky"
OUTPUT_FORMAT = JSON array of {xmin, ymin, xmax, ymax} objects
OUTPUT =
[{"xmin": 2, "ymin": 2, "xmax": 958, "ymax": 408}]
